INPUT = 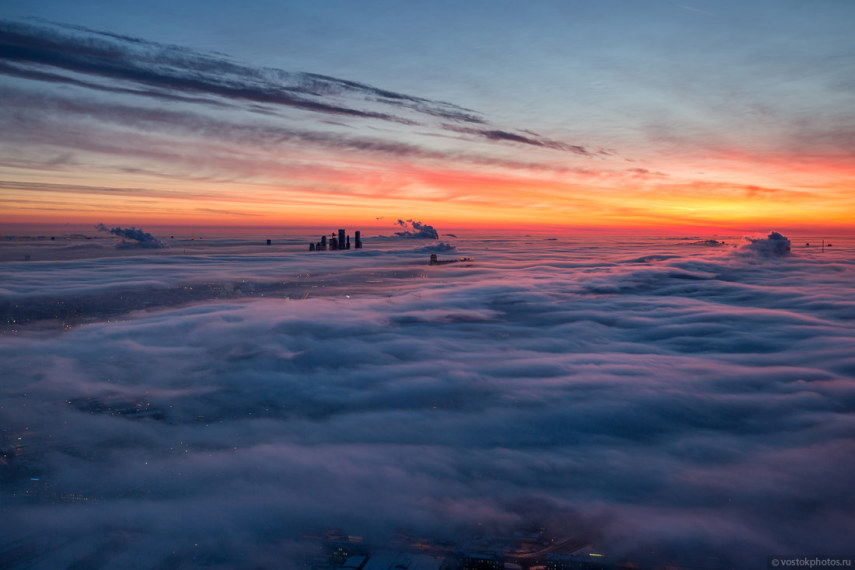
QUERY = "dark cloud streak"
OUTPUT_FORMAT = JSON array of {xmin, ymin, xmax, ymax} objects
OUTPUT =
[
  {"xmin": 0, "ymin": 87, "xmax": 603, "ymax": 178},
  {"xmin": 0, "ymin": 19, "xmax": 597, "ymax": 156},
  {"xmin": 442, "ymin": 125, "xmax": 593, "ymax": 155},
  {"xmin": 0, "ymin": 60, "xmax": 233, "ymax": 108},
  {"xmin": 0, "ymin": 20, "xmax": 472, "ymax": 126}
]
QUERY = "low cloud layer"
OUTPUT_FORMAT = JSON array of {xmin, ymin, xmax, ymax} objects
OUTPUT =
[
  {"xmin": 418, "ymin": 242, "xmax": 457, "ymax": 253},
  {"xmin": 2, "ymin": 234, "xmax": 854, "ymax": 568}
]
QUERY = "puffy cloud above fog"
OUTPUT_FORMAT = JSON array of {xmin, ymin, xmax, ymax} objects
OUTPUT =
[{"xmin": 738, "ymin": 231, "xmax": 791, "ymax": 257}]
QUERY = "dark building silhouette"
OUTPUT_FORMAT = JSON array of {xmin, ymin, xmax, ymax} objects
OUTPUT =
[{"xmin": 310, "ymin": 228, "xmax": 363, "ymax": 252}]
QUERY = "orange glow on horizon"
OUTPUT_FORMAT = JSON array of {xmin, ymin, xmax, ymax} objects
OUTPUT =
[{"xmin": 2, "ymin": 145, "xmax": 853, "ymax": 233}]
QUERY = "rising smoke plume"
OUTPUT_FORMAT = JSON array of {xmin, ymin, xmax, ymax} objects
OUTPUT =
[
  {"xmin": 95, "ymin": 223, "xmax": 166, "ymax": 248},
  {"xmin": 394, "ymin": 219, "xmax": 439, "ymax": 239}
]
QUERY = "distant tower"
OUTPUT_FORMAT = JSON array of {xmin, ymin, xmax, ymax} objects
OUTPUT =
[
  {"xmin": 346, "ymin": 235, "xmax": 351, "ymax": 249},
  {"xmin": 320, "ymin": 235, "xmax": 327, "ymax": 250},
  {"xmin": 310, "ymin": 242, "xmax": 316, "ymax": 251},
  {"xmin": 355, "ymin": 231, "xmax": 362, "ymax": 249},
  {"xmin": 338, "ymin": 229, "xmax": 346, "ymax": 251}
]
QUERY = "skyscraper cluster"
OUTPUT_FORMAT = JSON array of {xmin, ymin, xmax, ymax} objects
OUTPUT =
[{"xmin": 311, "ymin": 229, "xmax": 362, "ymax": 251}]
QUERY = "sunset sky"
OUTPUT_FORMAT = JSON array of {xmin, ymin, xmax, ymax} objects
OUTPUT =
[{"xmin": 1, "ymin": 0, "xmax": 854, "ymax": 231}]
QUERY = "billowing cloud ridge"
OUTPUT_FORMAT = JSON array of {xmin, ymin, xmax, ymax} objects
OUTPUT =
[{"xmin": 1, "ymin": 234, "xmax": 854, "ymax": 568}]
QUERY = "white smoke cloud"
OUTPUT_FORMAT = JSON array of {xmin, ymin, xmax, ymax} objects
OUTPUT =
[
  {"xmin": 394, "ymin": 219, "xmax": 439, "ymax": 239},
  {"xmin": 95, "ymin": 223, "xmax": 166, "ymax": 248}
]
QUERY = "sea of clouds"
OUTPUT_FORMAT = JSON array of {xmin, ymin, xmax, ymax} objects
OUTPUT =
[{"xmin": 2, "ymin": 232, "xmax": 854, "ymax": 568}]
